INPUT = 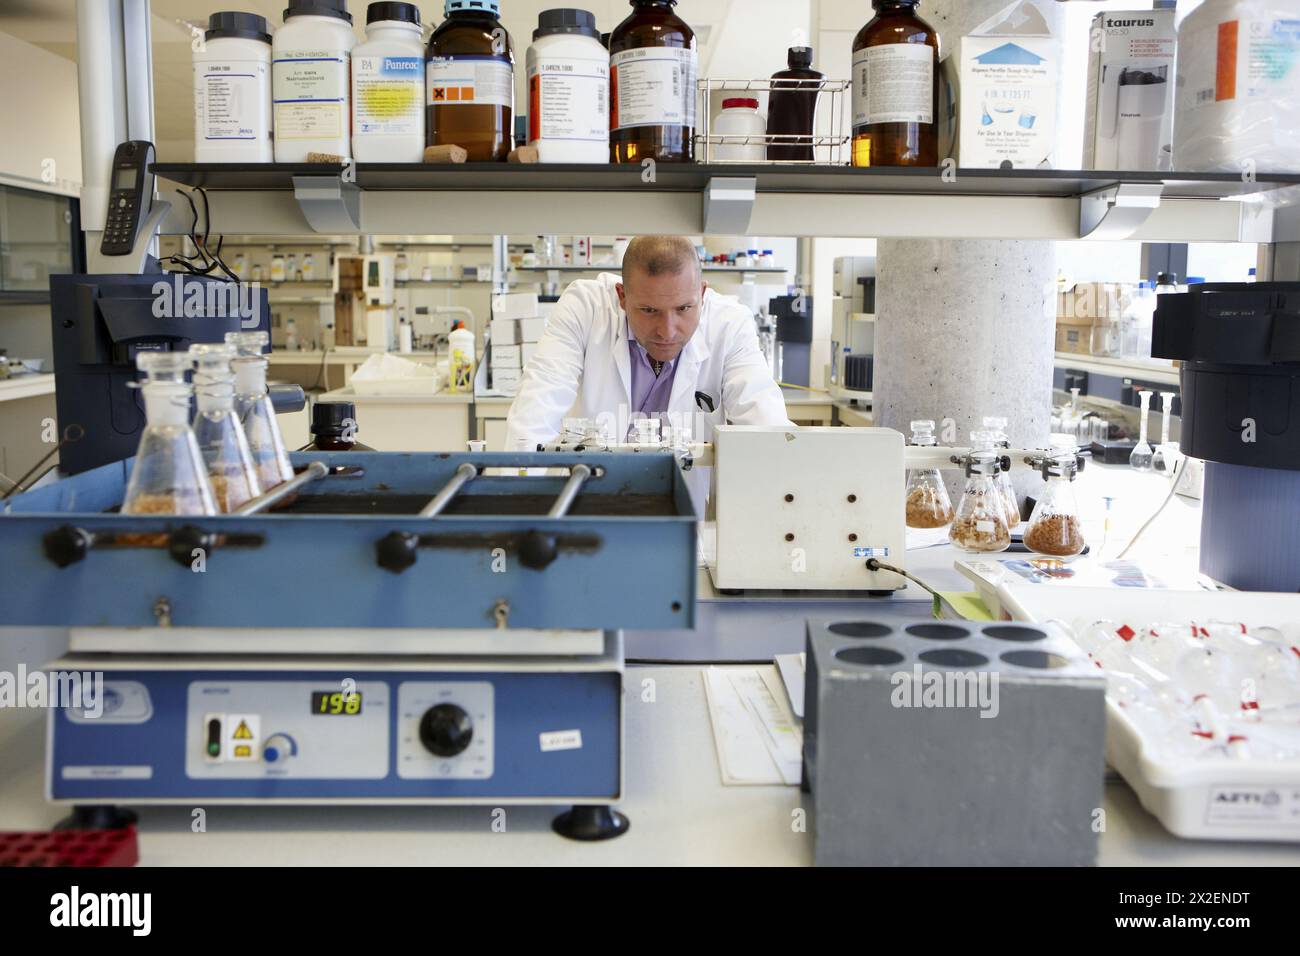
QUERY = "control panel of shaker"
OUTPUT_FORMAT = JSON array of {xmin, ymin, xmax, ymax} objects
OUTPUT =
[{"xmin": 100, "ymin": 140, "xmax": 155, "ymax": 257}]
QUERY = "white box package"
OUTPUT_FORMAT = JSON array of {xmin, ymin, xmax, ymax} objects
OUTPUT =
[
  {"xmin": 490, "ymin": 318, "xmax": 520, "ymax": 346},
  {"xmin": 521, "ymin": 342, "xmax": 538, "ymax": 366},
  {"xmin": 491, "ymin": 344, "xmax": 522, "ymax": 369},
  {"xmin": 517, "ymin": 317, "xmax": 547, "ymax": 342},
  {"xmin": 493, "ymin": 367, "xmax": 521, "ymax": 395},
  {"xmin": 1084, "ymin": 9, "xmax": 1177, "ymax": 171},
  {"xmin": 492, "ymin": 292, "xmax": 540, "ymax": 319},
  {"xmin": 950, "ymin": 1, "xmax": 1058, "ymax": 169}
]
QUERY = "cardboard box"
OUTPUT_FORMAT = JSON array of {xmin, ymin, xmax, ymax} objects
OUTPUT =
[
  {"xmin": 491, "ymin": 344, "xmax": 521, "ymax": 369},
  {"xmin": 521, "ymin": 342, "xmax": 538, "ymax": 367},
  {"xmin": 518, "ymin": 316, "xmax": 547, "ymax": 342},
  {"xmin": 1055, "ymin": 315, "xmax": 1095, "ymax": 355},
  {"xmin": 949, "ymin": 1, "xmax": 1058, "ymax": 169},
  {"xmin": 492, "ymin": 293, "xmax": 540, "ymax": 319},
  {"xmin": 1084, "ymin": 9, "xmax": 1176, "ymax": 172},
  {"xmin": 490, "ymin": 318, "xmax": 520, "ymax": 346}
]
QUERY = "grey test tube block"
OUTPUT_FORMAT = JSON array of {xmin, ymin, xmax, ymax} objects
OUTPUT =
[{"xmin": 803, "ymin": 619, "xmax": 1106, "ymax": 867}]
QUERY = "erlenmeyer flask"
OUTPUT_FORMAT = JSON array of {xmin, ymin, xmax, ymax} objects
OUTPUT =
[
  {"xmin": 1024, "ymin": 438, "xmax": 1086, "ymax": 559},
  {"xmin": 949, "ymin": 446, "xmax": 1011, "ymax": 554},
  {"xmin": 122, "ymin": 352, "xmax": 217, "ymax": 517},
  {"xmin": 226, "ymin": 331, "xmax": 294, "ymax": 492},
  {"xmin": 981, "ymin": 416, "xmax": 1021, "ymax": 530},
  {"xmin": 905, "ymin": 420, "xmax": 954, "ymax": 529},
  {"xmin": 190, "ymin": 343, "xmax": 262, "ymax": 512}
]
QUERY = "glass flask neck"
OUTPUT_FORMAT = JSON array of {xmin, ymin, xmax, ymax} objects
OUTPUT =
[
  {"xmin": 142, "ymin": 382, "xmax": 192, "ymax": 427},
  {"xmin": 233, "ymin": 357, "xmax": 268, "ymax": 396},
  {"xmin": 195, "ymin": 381, "xmax": 236, "ymax": 415}
]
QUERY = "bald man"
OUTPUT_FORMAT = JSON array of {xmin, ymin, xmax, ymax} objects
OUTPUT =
[{"xmin": 505, "ymin": 236, "xmax": 790, "ymax": 449}]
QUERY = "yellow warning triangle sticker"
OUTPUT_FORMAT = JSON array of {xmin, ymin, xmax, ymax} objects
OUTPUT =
[{"xmin": 233, "ymin": 720, "xmax": 253, "ymax": 740}]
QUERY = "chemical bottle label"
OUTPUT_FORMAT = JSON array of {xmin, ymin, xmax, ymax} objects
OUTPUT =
[
  {"xmin": 273, "ymin": 50, "xmax": 348, "ymax": 140},
  {"xmin": 528, "ymin": 57, "xmax": 609, "ymax": 143},
  {"xmin": 852, "ymin": 44, "xmax": 934, "ymax": 128},
  {"xmin": 427, "ymin": 56, "xmax": 514, "ymax": 109},
  {"xmin": 353, "ymin": 56, "xmax": 424, "ymax": 135},
  {"xmin": 195, "ymin": 61, "xmax": 269, "ymax": 141},
  {"xmin": 610, "ymin": 46, "xmax": 698, "ymax": 130}
]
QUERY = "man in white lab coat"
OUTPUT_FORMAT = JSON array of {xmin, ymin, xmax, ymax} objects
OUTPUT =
[{"xmin": 505, "ymin": 236, "xmax": 790, "ymax": 449}]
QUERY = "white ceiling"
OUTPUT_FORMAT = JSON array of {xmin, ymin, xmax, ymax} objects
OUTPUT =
[{"xmin": 0, "ymin": 0, "xmax": 742, "ymax": 156}]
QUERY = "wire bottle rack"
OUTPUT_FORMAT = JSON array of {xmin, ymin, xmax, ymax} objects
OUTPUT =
[{"xmin": 694, "ymin": 78, "xmax": 852, "ymax": 166}]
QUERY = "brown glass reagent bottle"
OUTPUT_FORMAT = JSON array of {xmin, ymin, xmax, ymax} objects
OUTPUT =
[
  {"xmin": 426, "ymin": 0, "xmax": 515, "ymax": 162},
  {"xmin": 767, "ymin": 46, "xmax": 825, "ymax": 162},
  {"xmin": 609, "ymin": 0, "xmax": 697, "ymax": 164},
  {"xmin": 851, "ymin": 0, "xmax": 939, "ymax": 167},
  {"xmin": 305, "ymin": 401, "xmax": 375, "ymax": 451}
]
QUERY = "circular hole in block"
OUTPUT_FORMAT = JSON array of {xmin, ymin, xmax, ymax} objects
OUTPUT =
[
  {"xmin": 984, "ymin": 625, "xmax": 1047, "ymax": 643},
  {"xmin": 16, "ymin": 844, "xmax": 35, "ymax": 854},
  {"xmin": 1001, "ymin": 650, "xmax": 1070, "ymax": 670},
  {"xmin": 834, "ymin": 646, "xmax": 906, "ymax": 667},
  {"xmin": 827, "ymin": 622, "xmax": 892, "ymax": 639},
  {"xmin": 82, "ymin": 831, "xmax": 105, "ymax": 842},
  {"xmin": 57, "ymin": 857, "xmax": 77, "ymax": 866},
  {"xmin": 918, "ymin": 648, "xmax": 989, "ymax": 668},
  {"xmin": 905, "ymin": 624, "xmax": 969, "ymax": 641}
]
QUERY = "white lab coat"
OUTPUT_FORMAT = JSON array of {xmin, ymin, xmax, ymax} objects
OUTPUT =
[{"xmin": 505, "ymin": 273, "xmax": 791, "ymax": 449}]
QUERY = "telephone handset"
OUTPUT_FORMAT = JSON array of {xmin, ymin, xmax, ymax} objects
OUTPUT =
[{"xmin": 100, "ymin": 140, "xmax": 155, "ymax": 257}]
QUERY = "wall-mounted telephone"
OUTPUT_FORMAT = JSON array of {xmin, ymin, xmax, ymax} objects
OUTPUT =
[{"xmin": 100, "ymin": 140, "xmax": 155, "ymax": 257}]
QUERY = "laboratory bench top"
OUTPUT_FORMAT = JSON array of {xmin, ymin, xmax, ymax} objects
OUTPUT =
[
  {"xmin": 0, "ymin": 373, "xmax": 55, "ymax": 403},
  {"xmin": 0, "ymin": 663, "xmax": 1294, "ymax": 867},
  {"xmin": 319, "ymin": 386, "xmax": 473, "ymax": 406},
  {"xmin": 270, "ymin": 349, "xmax": 442, "ymax": 363}
]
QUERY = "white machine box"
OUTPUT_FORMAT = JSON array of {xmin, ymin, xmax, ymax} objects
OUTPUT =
[
  {"xmin": 1084, "ymin": 9, "xmax": 1177, "ymax": 171},
  {"xmin": 709, "ymin": 426, "xmax": 906, "ymax": 591}
]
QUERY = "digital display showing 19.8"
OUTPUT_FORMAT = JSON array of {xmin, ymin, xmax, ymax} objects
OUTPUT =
[{"xmin": 311, "ymin": 691, "xmax": 363, "ymax": 716}]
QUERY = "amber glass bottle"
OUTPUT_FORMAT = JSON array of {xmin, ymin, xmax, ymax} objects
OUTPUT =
[
  {"xmin": 609, "ymin": 0, "xmax": 697, "ymax": 164},
  {"xmin": 304, "ymin": 402, "xmax": 375, "ymax": 452},
  {"xmin": 426, "ymin": 0, "xmax": 514, "ymax": 162},
  {"xmin": 851, "ymin": 0, "xmax": 939, "ymax": 167}
]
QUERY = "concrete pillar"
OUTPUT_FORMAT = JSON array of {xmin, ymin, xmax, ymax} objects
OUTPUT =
[
  {"xmin": 875, "ymin": 240, "xmax": 1057, "ymax": 496},
  {"xmin": 874, "ymin": 0, "xmax": 1065, "ymax": 502}
]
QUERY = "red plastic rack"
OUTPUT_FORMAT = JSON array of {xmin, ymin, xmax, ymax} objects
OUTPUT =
[{"xmin": 0, "ymin": 828, "xmax": 139, "ymax": 867}]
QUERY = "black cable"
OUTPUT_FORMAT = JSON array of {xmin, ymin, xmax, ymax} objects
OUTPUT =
[
  {"xmin": 308, "ymin": 347, "xmax": 332, "ymax": 392},
  {"xmin": 195, "ymin": 187, "xmax": 239, "ymax": 283},
  {"xmin": 865, "ymin": 558, "xmax": 939, "ymax": 599},
  {"xmin": 2, "ymin": 425, "xmax": 83, "ymax": 500}
]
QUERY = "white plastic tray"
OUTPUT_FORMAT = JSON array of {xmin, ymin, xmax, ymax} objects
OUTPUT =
[{"xmin": 996, "ymin": 582, "xmax": 1300, "ymax": 842}]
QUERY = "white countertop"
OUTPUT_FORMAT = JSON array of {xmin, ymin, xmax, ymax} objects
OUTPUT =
[
  {"xmin": 320, "ymin": 386, "xmax": 473, "ymax": 405},
  {"xmin": 0, "ymin": 373, "xmax": 55, "ymax": 402},
  {"xmin": 271, "ymin": 349, "xmax": 442, "ymax": 364}
]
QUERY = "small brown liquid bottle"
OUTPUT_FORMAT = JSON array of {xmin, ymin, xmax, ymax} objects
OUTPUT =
[
  {"xmin": 851, "ymin": 0, "xmax": 939, "ymax": 168},
  {"xmin": 305, "ymin": 401, "xmax": 375, "ymax": 451},
  {"xmin": 609, "ymin": 0, "xmax": 697, "ymax": 164},
  {"xmin": 767, "ymin": 46, "xmax": 825, "ymax": 162},
  {"xmin": 426, "ymin": 0, "xmax": 515, "ymax": 162}
]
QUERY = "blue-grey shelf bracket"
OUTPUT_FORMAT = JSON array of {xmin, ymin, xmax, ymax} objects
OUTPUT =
[
  {"xmin": 703, "ymin": 177, "xmax": 757, "ymax": 236},
  {"xmin": 1080, "ymin": 182, "xmax": 1164, "ymax": 240},
  {"xmin": 292, "ymin": 174, "xmax": 362, "ymax": 234}
]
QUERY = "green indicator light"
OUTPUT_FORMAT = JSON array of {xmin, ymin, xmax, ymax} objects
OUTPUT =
[{"xmin": 207, "ymin": 742, "xmax": 220, "ymax": 756}]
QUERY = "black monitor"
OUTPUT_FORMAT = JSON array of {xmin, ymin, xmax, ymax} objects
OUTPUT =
[{"xmin": 50, "ymin": 272, "xmax": 270, "ymax": 475}]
